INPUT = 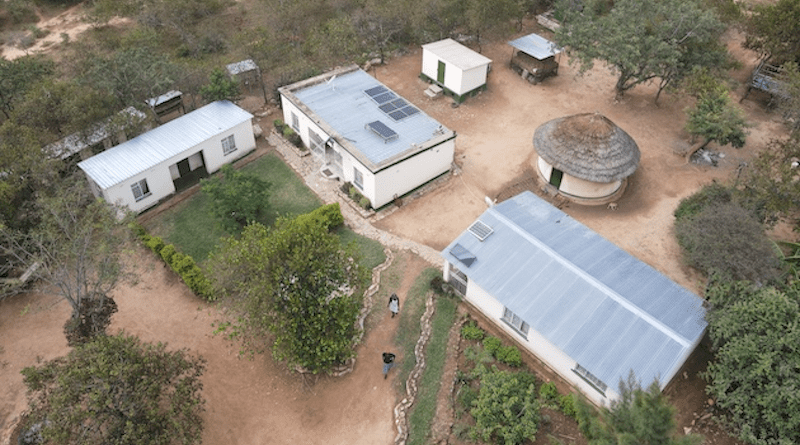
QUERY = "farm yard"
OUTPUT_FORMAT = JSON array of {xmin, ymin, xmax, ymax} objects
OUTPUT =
[{"xmin": 0, "ymin": 3, "xmax": 796, "ymax": 445}]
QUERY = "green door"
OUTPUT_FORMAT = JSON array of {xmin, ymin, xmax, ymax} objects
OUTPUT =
[
  {"xmin": 549, "ymin": 168, "xmax": 563, "ymax": 188},
  {"xmin": 437, "ymin": 60, "xmax": 446, "ymax": 83}
]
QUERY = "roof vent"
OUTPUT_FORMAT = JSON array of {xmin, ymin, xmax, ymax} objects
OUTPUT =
[{"xmin": 468, "ymin": 220, "xmax": 493, "ymax": 241}]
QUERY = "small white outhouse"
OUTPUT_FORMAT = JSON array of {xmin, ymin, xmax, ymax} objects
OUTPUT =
[
  {"xmin": 78, "ymin": 100, "xmax": 256, "ymax": 214},
  {"xmin": 421, "ymin": 38, "xmax": 492, "ymax": 102}
]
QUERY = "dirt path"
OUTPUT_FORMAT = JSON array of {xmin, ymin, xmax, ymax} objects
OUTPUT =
[{"xmin": 0, "ymin": 248, "xmax": 429, "ymax": 445}]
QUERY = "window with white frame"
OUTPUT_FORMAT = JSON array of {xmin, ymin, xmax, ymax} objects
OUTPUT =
[
  {"xmin": 131, "ymin": 179, "xmax": 151, "ymax": 202},
  {"xmin": 353, "ymin": 167, "xmax": 364, "ymax": 190},
  {"xmin": 573, "ymin": 363, "xmax": 608, "ymax": 395},
  {"xmin": 308, "ymin": 130, "xmax": 324, "ymax": 157},
  {"xmin": 291, "ymin": 112, "xmax": 299, "ymax": 131},
  {"xmin": 221, "ymin": 135, "xmax": 236, "ymax": 155},
  {"xmin": 501, "ymin": 307, "xmax": 529, "ymax": 338}
]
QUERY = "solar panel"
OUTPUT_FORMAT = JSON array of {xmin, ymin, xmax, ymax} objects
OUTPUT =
[
  {"xmin": 366, "ymin": 120, "xmax": 398, "ymax": 142},
  {"xmin": 450, "ymin": 243, "xmax": 476, "ymax": 267},
  {"xmin": 401, "ymin": 106, "xmax": 420, "ymax": 117},
  {"xmin": 390, "ymin": 98, "xmax": 407, "ymax": 108},
  {"xmin": 364, "ymin": 85, "xmax": 388, "ymax": 97},
  {"xmin": 388, "ymin": 110, "xmax": 406, "ymax": 121},
  {"xmin": 373, "ymin": 92, "xmax": 396, "ymax": 104},
  {"xmin": 468, "ymin": 220, "xmax": 494, "ymax": 241},
  {"xmin": 379, "ymin": 103, "xmax": 398, "ymax": 113}
]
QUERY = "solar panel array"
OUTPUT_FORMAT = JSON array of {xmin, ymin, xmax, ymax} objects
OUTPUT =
[
  {"xmin": 468, "ymin": 220, "xmax": 494, "ymax": 241},
  {"xmin": 366, "ymin": 120, "xmax": 399, "ymax": 142},
  {"xmin": 364, "ymin": 86, "xmax": 420, "ymax": 122}
]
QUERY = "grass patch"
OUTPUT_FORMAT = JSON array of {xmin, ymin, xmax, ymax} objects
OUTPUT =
[
  {"xmin": 144, "ymin": 153, "xmax": 321, "ymax": 262},
  {"xmin": 364, "ymin": 251, "xmax": 405, "ymax": 331},
  {"xmin": 336, "ymin": 227, "xmax": 386, "ymax": 271},
  {"xmin": 406, "ymin": 293, "xmax": 457, "ymax": 445},
  {"xmin": 395, "ymin": 268, "xmax": 440, "ymax": 387}
]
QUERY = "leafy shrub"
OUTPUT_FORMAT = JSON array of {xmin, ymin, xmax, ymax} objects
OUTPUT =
[
  {"xmin": 496, "ymin": 345, "xmax": 522, "ymax": 367},
  {"xmin": 539, "ymin": 381, "xmax": 559, "ymax": 404},
  {"xmin": 358, "ymin": 197, "xmax": 370, "ymax": 209},
  {"xmin": 458, "ymin": 384, "xmax": 479, "ymax": 410},
  {"xmin": 145, "ymin": 236, "xmax": 165, "ymax": 255},
  {"xmin": 674, "ymin": 182, "xmax": 733, "ymax": 222},
  {"xmin": 470, "ymin": 368, "xmax": 540, "ymax": 445},
  {"xmin": 482, "ymin": 336, "xmax": 501, "ymax": 356},
  {"xmin": 559, "ymin": 393, "xmax": 578, "ymax": 418},
  {"xmin": 159, "ymin": 244, "xmax": 177, "ymax": 263},
  {"xmin": 461, "ymin": 321, "xmax": 486, "ymax": 340},
  {"xmin": 294, "ymin": 203, "xmax": 344, "ymax": 231},
  {"xmin": 675, "ymin": 201, "xmax": 780, "ymax": 282},
  {"xmin": 273, "ymin": 119, "xmax": 285, "ymax": 131}
]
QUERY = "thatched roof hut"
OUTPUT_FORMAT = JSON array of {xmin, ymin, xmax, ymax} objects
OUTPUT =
[
  {"xmin": 534, "ymin": 113, "xmax": 639, "ymax": 182},
  {"xmin": 533, "ymin": 113, "xmax": 640, "ymax": 204}
]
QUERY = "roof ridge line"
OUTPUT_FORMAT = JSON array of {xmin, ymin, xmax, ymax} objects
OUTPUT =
[{"xmin": 486, "ymin": 205, "xmax": 691, "ymax": 348}]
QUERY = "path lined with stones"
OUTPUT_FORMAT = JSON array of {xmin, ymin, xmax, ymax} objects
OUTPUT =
[{"xmin": 268, "ymin": 131, "xmax": 443, "ymax": 443}]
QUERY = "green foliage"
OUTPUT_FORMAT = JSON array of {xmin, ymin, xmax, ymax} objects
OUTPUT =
[
  {"xmin": 139, "ymin": 229, "xmax": 214, "ymax": 300},
  {"xmin": 461, "ymin": 321, "xmax": 486, "ymax": 340},
  {"xmin": 159, "ymin": 243, "xmax": 177, "ymax": 263},
  {"xmin": 704, "ymin": 281, "xmax": 800, "ymax": 445},
  {"xmin": 201, "ymin": 163, "xmax": 271, "ymax": 233},
  {"xmin": 295, "ymin": 203, "xmax": 345, "ymax": 230},
  {"xmin": 675, "ymin": 200, "xmax": 780, "ymax": 282},
  {"xmin": 744, "ymin": 0, "xmax": 800, "ymax": 63},
  {"xmin": 0, "ymin": 54, "xmax": 55, "ymax": 120},
  {"xmin": 685, "ymin": 85, "xmax": 748, "ymax": 149},
  {"xmin": 199, "ymin": 68, "xmax": 240, "ymax": 103},
  {"xmin": 206, "ymin": 207, "xmax": 367, "ymax": 373},
  {"xmin": 495, "ymin": 345, "xmax": 522, "ymax": 367},
  {"xmin": 554, "ymin": 0, "xmax": 729, "ymax": 99},
  {"xmin": 559, "ymin": 393, "xmax": 578, "ymax": 418},
  {"xmin": 673, "ymin": 182, "xmax": 734, "ymax": 221},
  {"xmin": 774, "ymin": 62, "xmax": 800, "ymax": 133},
  {"xmin": 577, "ymin": 374, "xmax": 702, "ymax": 445},
  {"xmin": 21, "ymin": 333, "xmax": 206, "ymax": 445},
  {"xmin": 469, "ymin": 368, "xmax": 541, "ymax": 445},
  {"xmin": 482, "ymin": 336, "xmax": 502, "ymax": 356},
  {"xmin": 539, "ymin": 381, "xmax": 559, "ymax": 405}
]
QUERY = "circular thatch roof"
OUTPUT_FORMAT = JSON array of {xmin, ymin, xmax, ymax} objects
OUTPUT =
[{"xmin": 533, "ymin": 113, "xmax": 640, "ymax": 182}]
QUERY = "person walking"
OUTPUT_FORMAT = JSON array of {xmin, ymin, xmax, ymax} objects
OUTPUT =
[
  {"xmin": 382, "ymin": 352, "xmax": 396, "ymax": 379},
  {"xmin": 388, "ymin": 293, "xmax": 399, "ymax": 318}
]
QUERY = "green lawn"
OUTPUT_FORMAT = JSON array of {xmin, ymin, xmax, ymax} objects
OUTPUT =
[{"xmin": 144, "ymin": 152, "xmax": 380, "ymax": 265}]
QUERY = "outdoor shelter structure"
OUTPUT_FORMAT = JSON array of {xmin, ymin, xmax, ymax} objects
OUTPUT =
[
  {"xmin": 421, "ymin": 38, "xmax": 492, "ymax": 102},
  {"xmin": 533, "ymin": 112, "xmax": 640, "ymax": 205},
  {"xmin": 45, "ymin": 107, "xmax": 149, "ymax": 163},
  {"xmin": 278, "ymin": 65, "xmax": 456, "ymax": 209},
  {"xmin": 508, "ymin": 33, "xmax": 562, "ymax": 84},
  {"xmin": 441, "ymin": 191, "xmax": 708, "ymax": 406},
  {"xmin": 78, "ymin": 100, "xmax": 256, "ymax": 214}
]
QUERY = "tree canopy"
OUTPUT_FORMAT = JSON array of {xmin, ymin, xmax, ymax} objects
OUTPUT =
[
  {"xmin": 744, "ymin": 0, "xmax": 800, "ymax": 64},
  {"xmin": 704, "ymin": 280, "xmax": 800, "ymax": 445},
  {"xmin": 199, "ymin": 68, "xmax": 240, "ymax": 103},
  {"xmin": 200, "ymin": 163, "xmax": 270, "ymax": 233},
  {"xmin": 206, "ymin": 204, "xmax": 367, "ymax": 374},
  {"xmin": 21, "ymin": 333, "xmax": 206, "ymax": 445},
  {"xmin": 554, "ymin": 0, "xmax": 729, "ymax": 100},
  {"xmin": 576, "ymin": 373, "xmax": 702, "ymax": 445},
  {"xmin": 684, "ymin": 85, "xmax": 748, "ymax": 150}
]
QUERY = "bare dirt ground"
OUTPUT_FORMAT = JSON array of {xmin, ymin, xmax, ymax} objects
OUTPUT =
[{"xmin": 0, "ymin": 10, "xmax": 790, "ymax": 445}]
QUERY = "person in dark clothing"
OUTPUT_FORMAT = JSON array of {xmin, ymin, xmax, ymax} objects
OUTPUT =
[
  {"xmin": 388, "ymin": 293, "xmax": 399, "ymax": 318},
  {"xmin": 382, "ymin": 352, "xmax": 396, "ymax": 379}
]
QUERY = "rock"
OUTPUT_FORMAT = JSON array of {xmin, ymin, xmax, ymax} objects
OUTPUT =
[
  {"xmin": 684, "ymin": 427, "xmax": 693, "ymax": 435},
  {"xmin": 708, "ymin": 398, "xmax": 715, "ymax": 406}
]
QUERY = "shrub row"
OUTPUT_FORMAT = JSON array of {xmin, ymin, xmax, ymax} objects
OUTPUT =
[
  {"xmin": 273, "ymin": 119, "xmax": 304, "ymax": 149},
  {"xmin": 129, "ymin": 223, "xmax": 215, "ymax": 301},
  {"xmin": 340, "ymin": 182, "xmax": 371, "ymax": 210},
  {"xmin": 295, "ymin": 202, "xmax": 344, "ymax": 230}
]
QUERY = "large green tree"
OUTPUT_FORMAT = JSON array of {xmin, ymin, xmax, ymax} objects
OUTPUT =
[
  {"xmin": 554, "ymin": 0, "xmax": 729, "ymax": 100},
  {"xmin": 21, "ymin": 333, "xmax": 206, "ymax": 445},
  {"xmin": 738, "ymin": 133, "xmax": 800, "ymax": 226},
  {"xmin": 576, "ymin": 373, "xmax": 702, "ymax": 445},
  {"xmin": 0, "ymin": 177, "xmax": 131, "ymax": 345},
  {"xmin": 744, "ymin": 0, "xmax": 800, "ymax": 64},
  {"xmin": 685, "ymin": 85, "xmax": 748, "ymax": 150},
  {"xmin": 704, "ymin": 280, "xmax": 800, "ymax": 445},
  {"xmin": 207, "ymin": 204, "xmax": 367, "ymax": 374},
  {"xmin": 0, "ymin": 55, "xmax": 55, "ymax": 120},
  {"xmin": 200, "ymin": 163, "xmax": 270, "ymax": 232},
  {"xmin": 469, "ymin": 368, "xmax": 541, "ymax": 445}
]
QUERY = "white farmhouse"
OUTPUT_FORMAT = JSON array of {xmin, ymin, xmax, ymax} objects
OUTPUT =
[
  {"xmin": 78, "ymin": 100, "xmax": 256, "ymax": 214},
  {"xmin": 279, "ymin": 65, "xmax": 456, "ymax": 209},
  {"xmin": 421, "ymin": 38, "xmax": 492, "ymax": 102},
  {"xmin": 441, "ymin": 191, "xmax": 707, "ymax": 406}
]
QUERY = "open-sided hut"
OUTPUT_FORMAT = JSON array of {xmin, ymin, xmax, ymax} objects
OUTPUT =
[
  {"xmin": 533, "ymin": 112, "xmax": 639, "ymax": 204},
  {"xmin": 508, "ymin": 33, "xmax": 561, "ymax": 84}
]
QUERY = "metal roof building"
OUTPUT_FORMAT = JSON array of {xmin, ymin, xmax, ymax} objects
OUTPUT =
[
  {"xmin": 508, "ymin": 33, "xmax": 562, "ymax": 60},
  {"xmin": 421, "ymin": 38, "xmax": 492, "ymax": 101},
  {"xmin": 441, "ymin": 191, "xmax": 707, "ymax": 404},
  {"xmin": 79, "ymin": 101, "xmax": 253, "ymax": 190}
]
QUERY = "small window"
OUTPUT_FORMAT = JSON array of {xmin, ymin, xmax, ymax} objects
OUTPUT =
[
  {"xmin": 131, "ymin": 179, "xmax": 151, "ymax": 202},
  {"xmin": 291, "ymin": 112, "xmax": 299, "ymax": 131},
  {"xmin": 353, "ymin": 167, "xmax": 364, "ymax": 190},
  {"xmin": 573, "ymin": 363, "xmax": 608, "ymax": 395},
  {"xmin": 221, "ymin": 135, "xmax": 236, "ymax": 155},
  {"xmin": 501, "ymin": 307, "xmax": 529, "ymax": 338}
]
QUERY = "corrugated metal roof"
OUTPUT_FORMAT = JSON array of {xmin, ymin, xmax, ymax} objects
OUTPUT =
[
  {"xmin": 508, "ymin": 33, "xmax": 562, "ymax": 60},
  {"xmin": 45, "ymin": 107, "xmax": 148, "ymax": 160},
  {"xmin": 422, "ymin": 38, "xmax": 492, "ymax": 71},
  {"xmin": 226, "ymin": 59, "xmax": 258, "ymax": 75},
  {"xmin": 78, "ymin": 101, "xmax": 252, "ymax": 190},
  {"xmin": 284, "ymin": 67, "xmax": 452, "ymax": 171},
  {"xmin": 441, "ymin": 191, "xmax": 707, "ymax": 390}
]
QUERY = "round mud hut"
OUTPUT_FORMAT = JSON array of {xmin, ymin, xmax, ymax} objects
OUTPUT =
[{"xmin": 533, "ymin": 112, "xmax": 640, "ymax": 205}]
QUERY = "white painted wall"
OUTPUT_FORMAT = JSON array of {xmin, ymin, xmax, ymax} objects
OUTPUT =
[
  {"xmin": 421, "ymin": 48, "xmax": 488, "ymax": 96},
  {"xmin": 537, "ymin": 157, "xmax": 621, "ymax": 200},
  {"xmin": 447, "ymin": 260, "xmax": 620, "ymax": 407},
  {"xmin": 98, "ymin": 120, "xmax": 255, "ymax": 214},
  {"xmin": 372, "ymin": 139, "xmax": 454, "ymax": 208}
]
